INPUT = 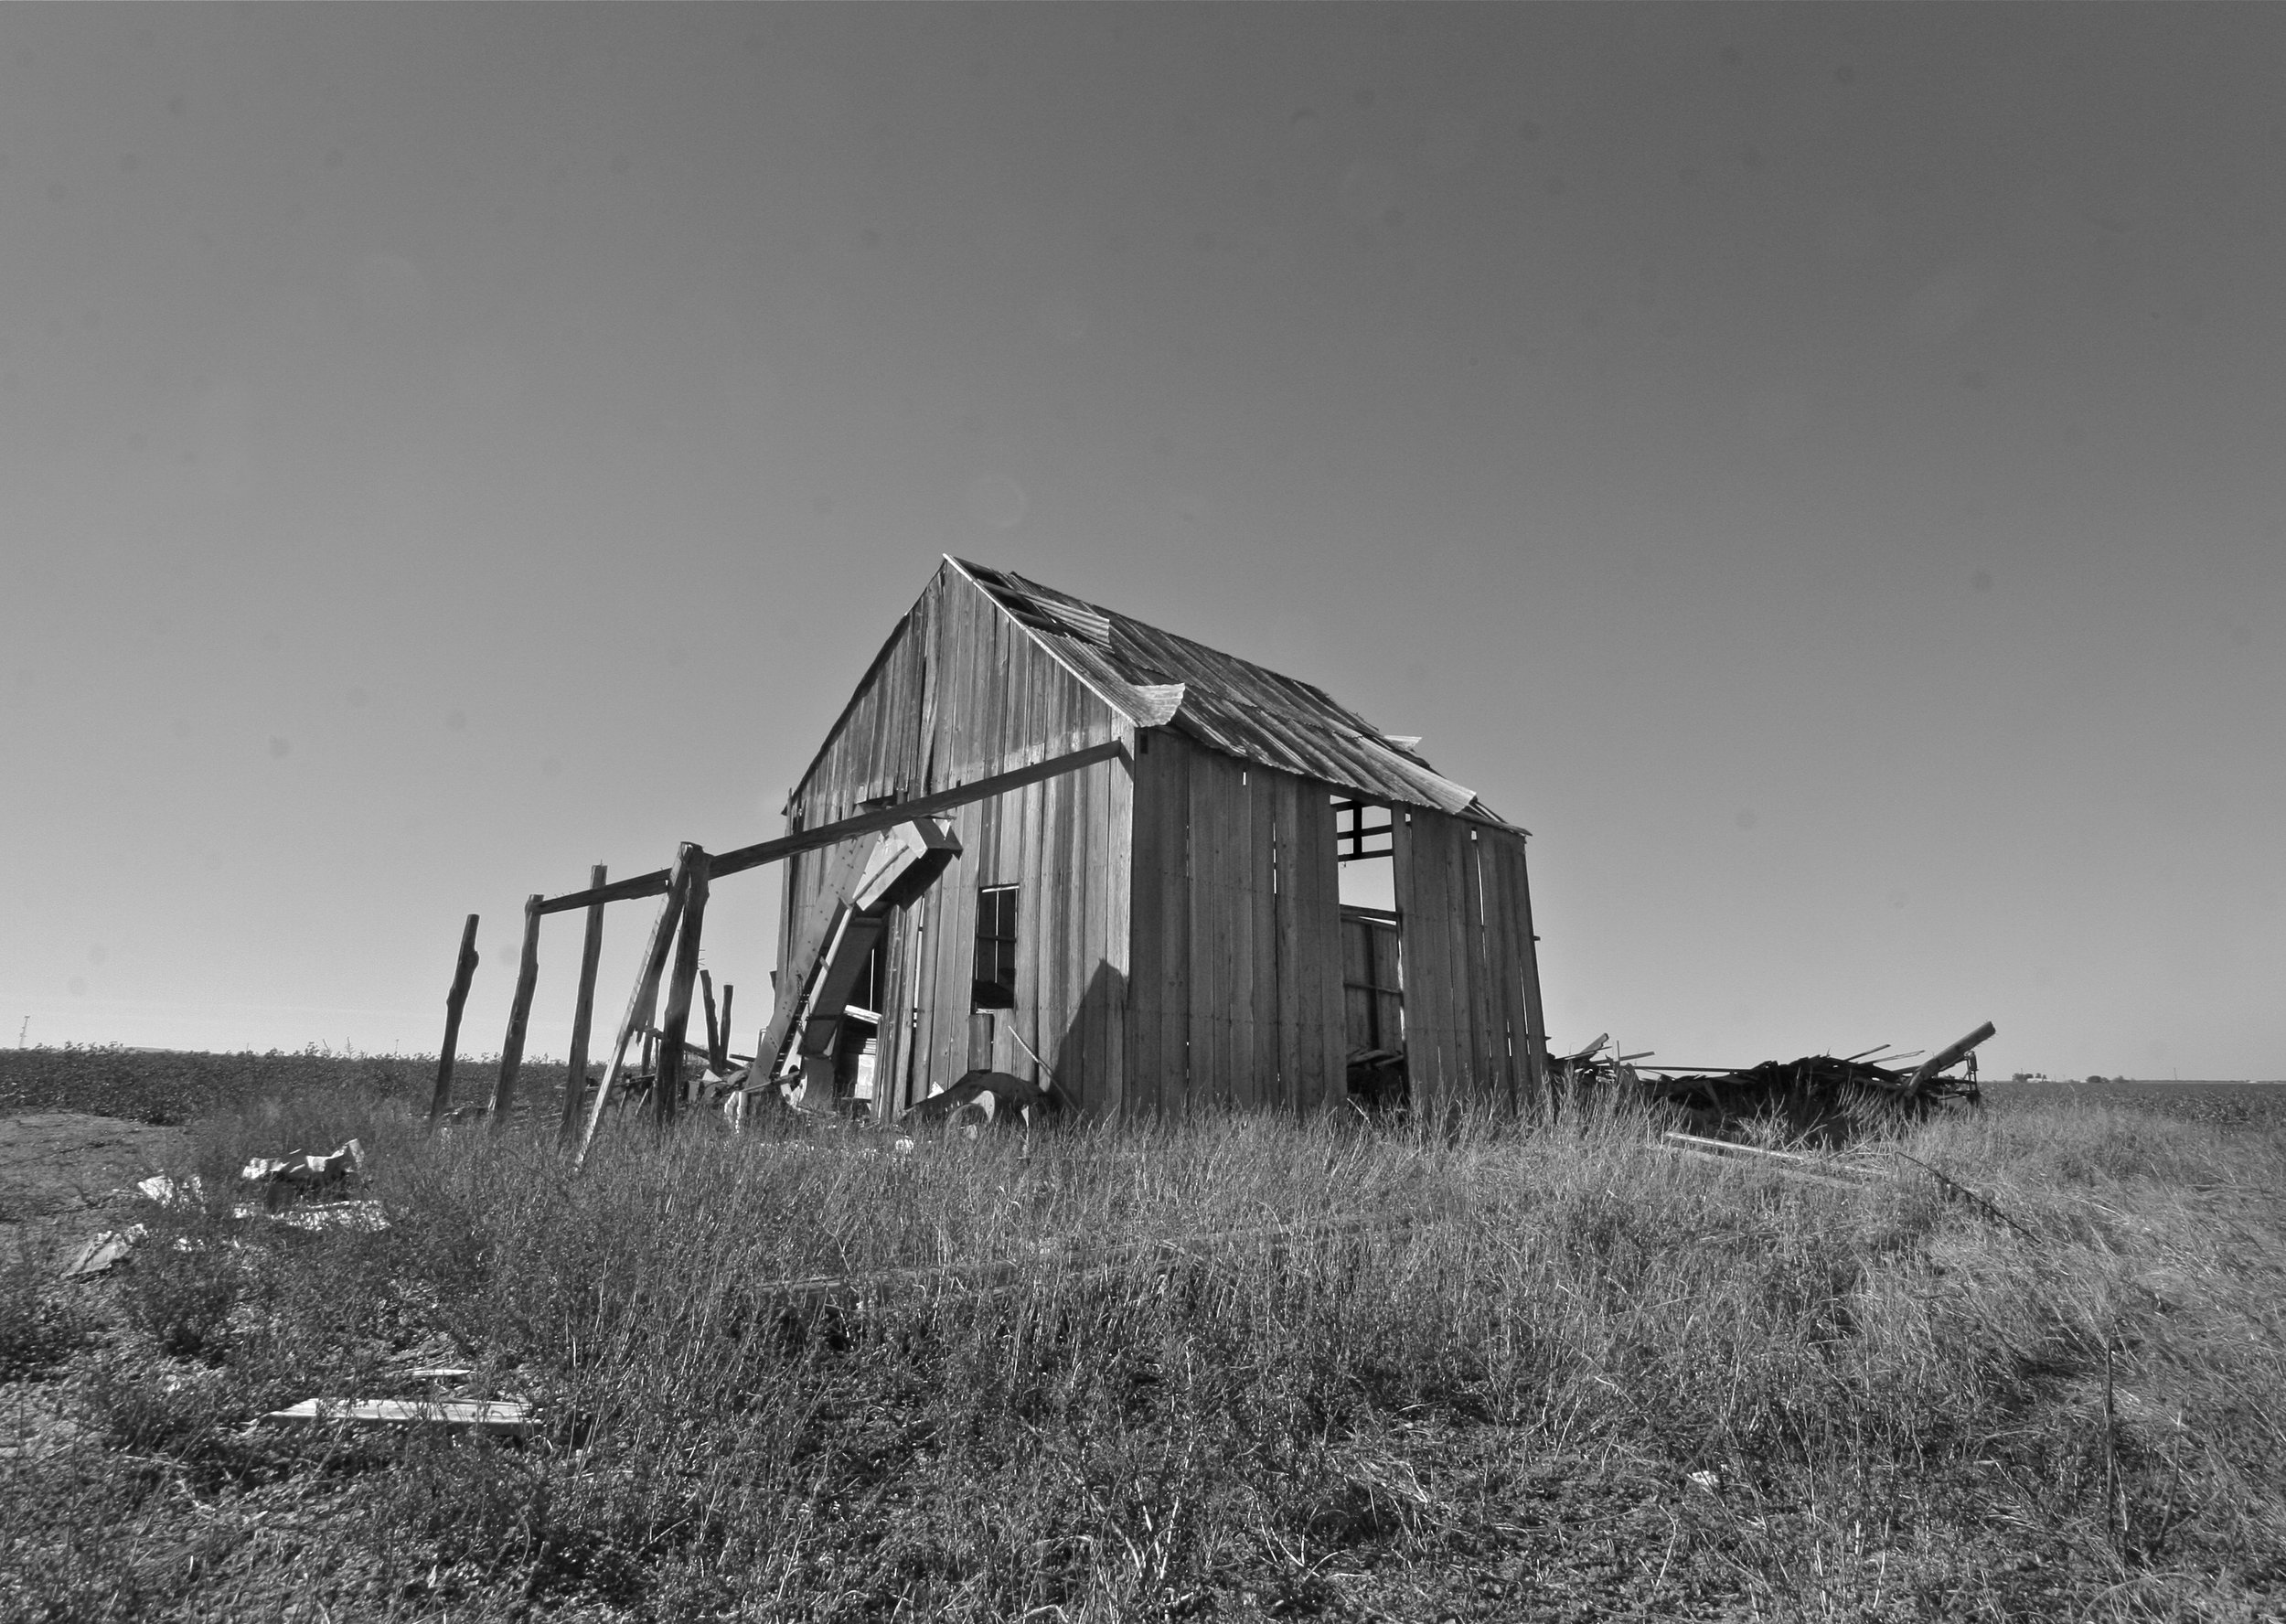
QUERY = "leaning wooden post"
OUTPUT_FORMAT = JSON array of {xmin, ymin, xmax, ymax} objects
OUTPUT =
[
  {"xmin": 488, "ymin": 895, "xmax": 544, "ymax": 1128},
  {"xmin": 1905, "ymin": 1020, "xmax": 1997, "ymax": 1099},
  {"xmin": 557, "ymin": 864, "xmax": 608, "ymax": 1147},
  {"xmin": 428, "ymin": 914, "xmax": 481, "ymax": 1122},
  {"xmin": 700, "ymin": 970, "xmax": 723, "ymax": 1074},
  {"xmin": 717, "ymin": 983, "xmax": 735, "ymax": 1070},
  {"xmin": 573, "ymin": 849, "xmax": 694, "ymax": 1170},
  {"xmin": 654, "ymin": 847, "xmax": 711, "ymax": 1126}
]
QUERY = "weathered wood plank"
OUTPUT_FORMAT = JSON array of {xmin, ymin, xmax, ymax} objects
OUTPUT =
[
  {"xmin": 1455, "ymin": 835, "xmax": 1490, "ymax": 1109},
  {"xmin": 1290, "ymin": 780, "xmax": 1345, "ymax": 1112},
  {"xmin": 574, "ymin": 851, "xmax": 692, "ymax": 1168},
  {"xmin": 1232, "ymin": 764, "xmax": 1257, "ymax": 1106},
  {"xmin": 1504, "ymin": 833, "xmax": 1550, "ymax": 1115},
  {"xmin": 487, "ymin": 894, "xmax": 545, "ymax": 1127},
  {"xmin": 715, "ymin": 742, "xmax": 1134, "ymax": 883},
  {"xmin": 699, "ymin": 969, "xmax": 722, "ymax": 1074},
  {"xmin": 654, "ymin": 847, "xmax": 710, "ymax": 1124},
  {"xmin": 1158, "ymin": 732, "xmax": 1194, "ymax": 1116},
  {"xmin": 1392, "ymin": 809, "xmax": 1446, "ymax": 1118},
  {"xmin": 1248, "ymin": 767, "xmax": 1280, "ymax": 1114},
  {"xmin": 1010, "ymin": 771, "xmax": 1043, "ymax": 1079},
  {"xmin": 757, "ymin": 839, "xmax": 871, "ymax": 1083},
  {"xmin": 1186, "ymin": 747, "xmax": 1227, "ymax": 1108},
  {"xmin": 1126, "ymin": 734, "xmax": 1168, "ymax": 1119},
  {"xmin": 539, "ymin": 742, "xmax": 1127, "ymax": 919},
  {"xmin": 1494, "ymin": 834, "xmax": 1536, "ymax": 1111},
  {"xmin": 1472, "ymin": 837, "xmax": 1517, "ymax": 1113},
  {"xmin": 1097, "ymin": 737, "xmax": 1134, "ymax": 1118},
  {"xmin": 559, "ymin": 866, "xmax": 608, "ymax": 1145},
  {"xmin": 428, "ymin": 914, "xmax": 481, "ymax": 1123},
  {"xmin": 1268, "ymin": 775, "xmax": 1301, "ymax": 1116}
]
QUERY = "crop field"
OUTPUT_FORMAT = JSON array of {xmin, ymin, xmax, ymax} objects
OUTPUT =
[{"xmin": 3, "ymin": 1048, "xmax": 2283, "ymax": 1622}]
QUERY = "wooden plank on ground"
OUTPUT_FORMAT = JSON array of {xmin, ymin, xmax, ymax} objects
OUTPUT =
[{"xmin": 262, "ymin": 1398, "xmax": 535, "ymax": 1437}]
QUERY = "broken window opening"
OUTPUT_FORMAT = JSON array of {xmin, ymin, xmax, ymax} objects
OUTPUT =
[
  {"xmin": 1332, "ymin": 797, "xmax": 1394, "ymax": 861},
  {"xmin": 1333, "ymin": 796, "xmax": 1395, "ymax": 913},
  {"xmin": 972, "ymin": 884, "xmax": 1019, "ymax": 1010},
  {"xmin": 1341, "ymin": 906, "xmax": 1406, "ymax": 1110}
]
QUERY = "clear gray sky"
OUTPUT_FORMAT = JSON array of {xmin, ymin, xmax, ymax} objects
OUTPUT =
[{"xmin": 5, "ymin": 5, "xmax": 2281, "ymax": 1080}]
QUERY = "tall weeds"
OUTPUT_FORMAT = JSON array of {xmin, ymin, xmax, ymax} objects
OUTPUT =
[{"xmin": 23, "ymin": 1085, "xmax": 2286, "ymax": 1620}]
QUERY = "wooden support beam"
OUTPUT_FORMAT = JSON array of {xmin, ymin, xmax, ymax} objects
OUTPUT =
[
  {"xmin": 531, "ymin": 740, "xmax": 1128, "ymax": 914},
  {"xmin": 716, "ymin": 983, "xmax": 734, "ymax": 1074},
  {"xmin": 700, "ymin": 970, "xmax": 722, "ymax": 1076},
  {"xmin": 1906, "ymin": 1020, "xmax": 1996, "ymax": 1098},
  {"xmin": 487, "ymin": 895, "xmax": 544, "ymax": 1127},
  {"xmin": 654, "ymin": 846, "xmax": 710, "ymax": 1125},
  {"xmin": 557, "ymin": 864, "xmax": 608, "ymax": 1147},
  {"xmin": 427, "ymin": 914, "xmax": 480, "ymax": 1122},
  {"xmin": 573, "ymin": 849, "xmax": 694, "ymax": 1170},
  {"xmin": 535, "ymin": 869, "xmax": 678, "ymax": 914}
]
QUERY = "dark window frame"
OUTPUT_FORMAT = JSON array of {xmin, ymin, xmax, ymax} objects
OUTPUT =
[{"xmin": 973, "ymin": 884, "xmax": 1019, "ymax": 1010}]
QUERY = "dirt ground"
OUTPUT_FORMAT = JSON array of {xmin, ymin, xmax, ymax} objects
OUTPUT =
[{"xmin": 0, "ymin": 1109, "xmax": 188, "ymax": 1257}]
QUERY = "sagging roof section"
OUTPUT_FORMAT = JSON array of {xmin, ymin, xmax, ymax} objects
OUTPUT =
[{"xmin": 950, "ymin": 558, "xmax": 1515, "ymax": 828}]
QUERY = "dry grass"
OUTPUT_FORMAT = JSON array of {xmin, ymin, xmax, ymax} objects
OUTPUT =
[{"xmin": 4, "ymin": 1073, "xmax": 2281, "ymax": 1621}]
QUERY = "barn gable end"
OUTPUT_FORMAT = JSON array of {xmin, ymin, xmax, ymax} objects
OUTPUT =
[{"xmin": 781, "ymin": 562, "xmax": 1133, "ymax": 1116}]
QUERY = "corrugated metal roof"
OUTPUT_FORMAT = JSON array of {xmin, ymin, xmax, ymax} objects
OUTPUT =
[{"xmin": 951, "ymin": 558, "xmax": 1518, "ymax": 828}]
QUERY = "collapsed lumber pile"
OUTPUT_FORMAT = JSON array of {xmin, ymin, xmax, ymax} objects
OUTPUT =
[{"xmin": 1570, "ymin": 1022, "xmax": 1996, "ymax": 1145}]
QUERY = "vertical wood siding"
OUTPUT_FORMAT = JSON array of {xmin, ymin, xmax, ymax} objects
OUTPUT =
[
  {"xmin": 1126, "ymin": 731, "xmax": 1345, "ymax": 1116},
  {"xmin": 778, "ymin": 567, "xmax": 1130, "ymax": 1116},
  {"xmin": 1393, "ymin": 808, "xmax": 1547, "ymax": 1118},
  {"xmin": 774, "ymin": 563, "xmax": 1544, "ymax": 1126}
]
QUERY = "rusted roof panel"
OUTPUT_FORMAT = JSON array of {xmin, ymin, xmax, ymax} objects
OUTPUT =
[{"xmin": 952, "ymin": 559, "xmax": 1515, "ymax": 828}]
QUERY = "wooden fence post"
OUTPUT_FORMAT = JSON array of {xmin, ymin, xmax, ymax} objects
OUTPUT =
[
  {"xmin": 655, "ymin": 847, "xmax": 710, "ymax": 1125},
  {"xmin": 717, "ymin": 983, "xmax": 735, "ymax": 1071},
  {"xmin": 488, "ymin": 895, "xmax": 544, "ymax": 1128},
  {"xmin": 428, "ymin": 914, "xmax": 481, "ymax": 1122},
  {"xmin": 557, "ymin": 864, "xmax": 608, "ymax": 1146},
  {"xmin": 573, "ymin": 848, "xmax": 694, "ymax": 1169},
  {"xmin": 700, "ymin": 970, "xmax": 722, "ymax": 1074}
]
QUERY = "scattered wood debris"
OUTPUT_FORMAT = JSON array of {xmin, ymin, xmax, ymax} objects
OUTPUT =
[
  {"xmin": 901, "ymin": 1068, "xmax": 1057, "ymax": 1130},
  {"xmin": 1622, "ymin": 1022, "xmax": 1996, "ymax": 1144},
  {"xmin": 240, "ymin": 1139, "xmax": 363, "ymax": 1202},
  {"xmin": 259, "ymin": 1398, "xmax": 536, "ymax": 1437},
  {"xmin": 60, "ymin": 1229, "xmax": 139, "ymax": 1278},
  {"xmin": 1657, "ymin": 1131, "xmax": 1870, "ymax": 1192}
]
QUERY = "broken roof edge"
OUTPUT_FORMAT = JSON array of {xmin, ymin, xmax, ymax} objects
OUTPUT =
[
  {"xmin": 957, "ymin": 555, "xmax": 1537, "ymax": 828},
  {"xmin": 784, "ymin": 608, "xmax": 918, "ymax": 816},
  {"xmin": 944, "ymin": 554, "xmax": 1169, "ymax": 730}
]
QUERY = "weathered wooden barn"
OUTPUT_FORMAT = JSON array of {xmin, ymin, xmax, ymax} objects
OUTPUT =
[{"xmin": 764, "ymin": 557, "xmax": 1548, "ymax": 1123}]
